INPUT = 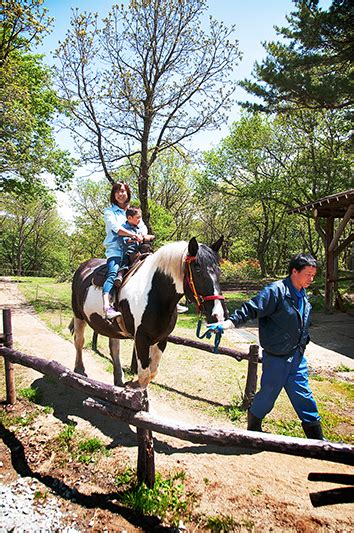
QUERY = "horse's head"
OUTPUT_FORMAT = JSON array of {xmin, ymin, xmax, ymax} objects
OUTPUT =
[{"xmin": 184, "ymin": 237, "xmax": 228, "ymax": 323}]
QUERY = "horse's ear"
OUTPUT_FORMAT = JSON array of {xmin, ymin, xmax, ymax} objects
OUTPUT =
[
  {"xmin": 211, "ymin": 236, "xmax": 224, "ymax": 253},
  {"xmin": 188, "ymin": 237, "xmax": 199, "ymax": 256}
]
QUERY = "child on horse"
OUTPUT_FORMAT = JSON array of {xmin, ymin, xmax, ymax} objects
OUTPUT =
[{"xmin": 114, "ymin": 206, "xmax": 155, "ymax": 288}]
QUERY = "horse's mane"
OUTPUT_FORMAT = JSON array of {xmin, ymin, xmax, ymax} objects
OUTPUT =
[{"xmin": 147, "ymin": 241, "xmax": 188, "ymax": 285}]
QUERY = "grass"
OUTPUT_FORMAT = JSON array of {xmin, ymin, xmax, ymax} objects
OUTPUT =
[
  {"xmin": 18, "ymin": 385, "xmax": 42, "ymax": 403},
  {"xmin": 56, "ymin": 423, "xmax": 110, "ymax": 464},
  {"xmin": 115, "ymin": 468, "xmax": 197, "ymax": 527},
  {"xmin": 205, "ymin": 514, "xmax": 239, "ymax": 532}
]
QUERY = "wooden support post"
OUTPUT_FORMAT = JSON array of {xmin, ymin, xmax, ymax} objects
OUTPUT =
[
  {"xmin": 325, "ymin": 217, "xmax": 335, "ymax": 312},
  {"xmin": 137, "ymin": 389, "xmax": 155, "ymax": 487},
  {"xmin": 92, "ymin": 331, "xmax": 98, "ymax": 351},
  {"xmin": 242, "ymin": 344, "xmax": 259, "ymax": 410},
  {"xmin": 3, "ymin": 309, "xmax": 16, "ymax": 405}
]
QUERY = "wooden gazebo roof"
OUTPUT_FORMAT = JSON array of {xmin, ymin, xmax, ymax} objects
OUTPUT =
[
  {"xmin": 289, "ymin": 189, "xmax": 354, "ymax": 218},
  {"xmin": 289, "ymin": 189, "xmax": 354, "ymax": 310}
]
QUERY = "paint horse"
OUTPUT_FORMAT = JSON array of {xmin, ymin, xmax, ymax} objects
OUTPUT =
[{"xmin": 70, "ymin": 237, "xmax": 228, "ymax": 388}]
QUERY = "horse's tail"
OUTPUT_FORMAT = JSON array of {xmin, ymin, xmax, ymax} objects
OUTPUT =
[{"xmin": 68, "ymin": 318, "xmax": 74, "ymax": 335}]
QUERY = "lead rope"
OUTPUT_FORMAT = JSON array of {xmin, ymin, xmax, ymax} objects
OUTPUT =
[{"xmin": 196, "ymin": 319, "xmax": 223, "ymax": 354}]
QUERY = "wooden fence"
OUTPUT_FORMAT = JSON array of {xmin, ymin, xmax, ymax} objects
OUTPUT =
[{"xmin": 1, "ymin": 308, "xmax": 353, "ymax": 489}]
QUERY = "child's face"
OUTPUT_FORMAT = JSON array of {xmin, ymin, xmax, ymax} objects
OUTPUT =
[{"xmin": 128, "ymin": 213, "xmax": 141, "ymax": 226}]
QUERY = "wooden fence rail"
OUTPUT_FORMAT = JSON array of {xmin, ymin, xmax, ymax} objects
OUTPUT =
[{"xmin": 1, "ymin": 309, "xmax": 354, "ymax": 489}]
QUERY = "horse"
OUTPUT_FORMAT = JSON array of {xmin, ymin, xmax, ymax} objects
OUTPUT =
[{"xmin": 70, "ymin": 237, "xmax": 228, "ymax": 388}]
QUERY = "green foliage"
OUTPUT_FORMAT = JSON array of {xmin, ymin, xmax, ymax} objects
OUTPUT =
[
  {"xmin": 1, "ymin": 23, "xmax": 75, "ymax": 192},
  {"xmin": 77, "ymin": 437, "xmax": 108, "ymax": 464},
  {"xmin": 220, "ymin": 259, "xmax": 262, "ymax": 282},
  {"xmin": 201, "ymin": 110, "xmax": 352, "ymax": 276},
  {"xmin": 57, "ymin": 423, "xmax": 76, "ymax": 448},
  {"xmin": 117, "ymin": 470, "xmax": 196, "ymax": 526},
  {"xmin": 205, "ymin": 514, "xmax": 239, "ymax": 532},
  {"xmin": 335, "ymin": 364, "xmax": 352, "ymax": 373},
  {"xmin": 0, "ymin": 190, "xmax": 72, "ymax": 276},
  {"xmin": 18, "ymin": 386, "xmax": 42, "ymax": 403},
  {"xmin": 240, "ymin": 0, "xmax": 353, "ymax": 112},
  {"xmin": 115, "ymin": 467, "xmax": 135, "ymax": 488},
  {"xmin": 149, "ymin": 201, "xmax": 175, "ymax": 246},
  {"xmin": 224, "ymin": 396, "xmax": 245, "ymax": 423},
  {"xmin": 69, "ymin": 178, "xmax": 109, "ymax": 266},
  {"xmin": 148, "ymin": 150, "xmax": 198, "ymax": 239},
  {"xmin": 0, "ymin": 408, "xmax": 39, "ymax": 428},
  {"xmin": 56, "ymin": 424, "xmax": 109, "ymax": 463}
]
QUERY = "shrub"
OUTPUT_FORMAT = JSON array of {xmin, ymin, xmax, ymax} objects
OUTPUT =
[{"xmin": 220, "ymin": 258, "xmax": 261, "ymax": 282}]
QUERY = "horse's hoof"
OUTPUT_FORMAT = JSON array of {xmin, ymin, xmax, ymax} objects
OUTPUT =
[
  {"xmin": 124, "ymin": 380, "xmax": 143, "ymax": 389},
  {"xmin": 74, "ymin": 367, "xmax": 88, "ymax": 377}
]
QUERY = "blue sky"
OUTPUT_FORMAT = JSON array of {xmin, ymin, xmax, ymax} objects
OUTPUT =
[{"xmin": 39, "ymin": 0, "xmax": 309, "ymax": 152}]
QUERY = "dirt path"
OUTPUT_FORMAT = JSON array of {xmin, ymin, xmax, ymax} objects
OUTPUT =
[{"xmin": 1, "ymin": 278, "xmax": 353, "ymax": 531}]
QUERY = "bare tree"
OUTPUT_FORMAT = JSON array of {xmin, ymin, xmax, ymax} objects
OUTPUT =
[{"xmin": 54, "ymin": 0, "xmax": 240, "ymax": 228}]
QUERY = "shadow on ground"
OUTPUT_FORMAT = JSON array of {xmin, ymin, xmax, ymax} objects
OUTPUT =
[{"xmin": 310, "ymin": 312, "xmax": 354, "ymax": 359}]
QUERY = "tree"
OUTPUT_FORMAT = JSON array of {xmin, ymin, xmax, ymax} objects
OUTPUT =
[
  {"xmin": 201, "ymin": 110, "xmax": 352, "ymax": 274},
  {"xmin": 69, "ymin": 178, "xmax": 110, "ymax": 265},
  {"xmin": 54, "ymin": 0, "xmax": 240, "ymax": 229},
  {"xmin": 240, "ymin": 0, "xmax": 353, "ymax": 113},
  {"xmin": 0, "ymin": 0, "xmax": 75, "ymax": 193},
  {"xmin": 0, "ymin": 186, "xmax": 71, "ymax": 276},
  {"xmin": 148, "ymin": 150, "xmax": 197, "ymax": 243}
]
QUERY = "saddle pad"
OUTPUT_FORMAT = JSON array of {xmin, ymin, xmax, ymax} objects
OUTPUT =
[{"xmin": 92, "ymin": 263, "xmax": 107, "ymax": 287}]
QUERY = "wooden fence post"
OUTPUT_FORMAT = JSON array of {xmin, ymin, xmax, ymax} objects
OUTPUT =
[
  {"xmin": 242, "ymin": 344, "xmax": 259, "ymax": 410},
  {"xmin": 3, "ymin": 309, "xmax": 16, "ymax": 405},
  {"xmin": 137, "ymin": 389, "xmax": 155, "ymax": 487}
]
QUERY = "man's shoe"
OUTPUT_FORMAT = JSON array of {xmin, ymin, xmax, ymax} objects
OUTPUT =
[
  {"xmin": 302, "ymin": 421, "xmax": 326, "ymax": 440},
  {"xmin": 177, "ymin": 303, "xmax": 188, "ymax": 313},
  {"xmin": 247, "ymin": 410, "xmax": 263, "ymax": 432},
  {"xmin": 105, "ymin": 306, "xmax": 121, "ymax": 320}
]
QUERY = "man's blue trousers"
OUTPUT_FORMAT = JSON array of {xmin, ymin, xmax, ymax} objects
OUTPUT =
[{"xmin": 250, "ymin": 350, "xmax": 320, "ymax": 424}]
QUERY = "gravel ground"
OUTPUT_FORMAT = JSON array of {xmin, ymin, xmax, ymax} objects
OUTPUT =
[{"xmin": 0, "ymin": 475, "xmax": 82, "ymax": 532}]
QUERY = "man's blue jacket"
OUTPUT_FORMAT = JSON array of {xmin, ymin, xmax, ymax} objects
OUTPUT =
[{"xmin": 229, "ymin": 277, "xmax": 312, "ymax": 357}]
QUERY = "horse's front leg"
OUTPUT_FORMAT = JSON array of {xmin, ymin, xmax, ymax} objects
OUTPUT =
[
  {"xmin": 73, "ymin": 317, "xmax": 87, "ymax": 376},
  {"xmin": 109, "ymin": 337, "xmax": 124, "ymax": 387},
  {"xmin": 149, "ymin": 339, "xmax": 167, "ymax": 381},
  {"xmin": 134, "ymin": 330, "xmax": 167, "ymax": 388}
]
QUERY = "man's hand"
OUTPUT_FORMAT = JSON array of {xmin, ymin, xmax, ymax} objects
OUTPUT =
[{"xmin": 206, "ymin": 319, "xmax": 235, "ymax": 332}]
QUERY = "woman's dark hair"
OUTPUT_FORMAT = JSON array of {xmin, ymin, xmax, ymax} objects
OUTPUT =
[
  {"xmin": 289, "ymin": 253, "xmax": 318, "ymax": 275},
  {"xmin": 110, "ymin": 181, "xmax": 131, "ymax": 206}
]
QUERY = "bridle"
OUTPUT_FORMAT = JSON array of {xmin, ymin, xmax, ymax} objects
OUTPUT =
[{"xmin": 184, "ymin": 255, "xmax": 225, "ymax": 314}]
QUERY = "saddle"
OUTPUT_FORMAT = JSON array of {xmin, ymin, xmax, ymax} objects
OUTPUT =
[{"xmin": 92, "ymin": 250, "xmax": 151, "ymax": 289}]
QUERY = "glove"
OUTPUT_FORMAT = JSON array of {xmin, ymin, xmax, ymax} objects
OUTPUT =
[
  {"xmin": 206, "ymin": 319, "xmax": 235, "ymax": 331},
  {"xmin": 206, "ymin": 323, "xmax": 224, "ymax": 334}
]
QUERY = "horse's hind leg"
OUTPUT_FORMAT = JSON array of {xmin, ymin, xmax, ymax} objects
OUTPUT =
[
  {"xmin": 73, "ymin": 317, "xmax": 87, "ymax": 376},
  {"xmin": 109, "ymin": 337, "xmax": 124, "ymax": 387}
]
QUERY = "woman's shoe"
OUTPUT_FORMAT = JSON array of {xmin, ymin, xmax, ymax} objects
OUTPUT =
[
  {"xmin": 177, "ymin": 303, "xmax": 188, "ymax": 313},
  {"xmin": 105, "ymin": 306, "xmax": 121, "ymax": 320}
]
